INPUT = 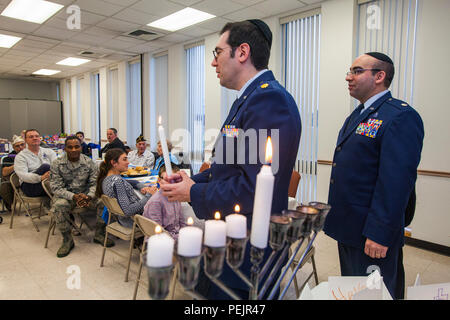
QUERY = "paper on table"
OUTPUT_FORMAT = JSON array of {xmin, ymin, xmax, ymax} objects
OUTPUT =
[{"xmin": 407, "ymin": 282, "xmax": 450, "ymax": 300}]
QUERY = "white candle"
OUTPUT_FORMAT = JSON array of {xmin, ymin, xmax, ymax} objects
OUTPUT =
[
  {"xmin": 178, "ymin": 217, "xmax": 203, "ymax": 257},
  {"xmin": 225, "ymin": 205, "xmax": 247, "ymax": 239},
  {"xmin": 146, "ymin": 226, "xmax": 174, "ymax": 267},
  {"xmin": 204, "ymin": 212, "xmax": 226, "ymax": 247},
  {"xmin": 250, "ymin": 137, "xmax": 275, "ymax": 249},
  {"xmin": 157, "ymin": 116, "xmax": 173, "ymax": 177}
]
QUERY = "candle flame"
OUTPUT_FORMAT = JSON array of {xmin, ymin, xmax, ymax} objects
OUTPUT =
[
  {"xmin": 158, "ymin": 115, "xmax": 162, "ymax": 125},
  {"xmin": 155, "ymin": 225, "xmax": 162, "ymax": 234},
  {"xmin": 234, "ymin": 204, "xmax": 240, "ymax": 213},
  {"xmin": 265, "ymin": 136, "xmax": 272, "ymax": 164},
  {"xmin": 214, "ymin": 211, "xmax": 221, "ymax": 220},
  {"xmin": 187, "ymin": 217, "xmax": 194, "ymax": 225}
]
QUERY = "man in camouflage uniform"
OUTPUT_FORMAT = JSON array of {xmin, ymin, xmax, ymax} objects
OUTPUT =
[{"xmin": 50, "ymin": 136, "xmax": 114, "ymax": 258}]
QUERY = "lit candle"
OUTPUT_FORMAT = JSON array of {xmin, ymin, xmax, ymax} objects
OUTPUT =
[
  {"xmin": 157, "ymin": 115, "xmax": 173, "ymax": 177},
  {"xmin": 204, "ymin": 212, "xmax": 226, "ymax": 247},
  {"xmin": 225, "ymin": 204, "xmax": 247, "ymax": 239},
  {"xmin": 178, "ymin": 217, "xmax": 203, "ymax": 257},
  {"xmin": 250, "ymin": 137, "xmax": 275, "ymax": 249},
  {"xmin": 146, "ymin": 225, "xmax": 174, "ymax": 267}
]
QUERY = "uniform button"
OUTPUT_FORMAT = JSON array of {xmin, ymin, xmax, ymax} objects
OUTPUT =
[
  {"xmin": 330, "ymin": 179, "xmax": 334, "ymax": 184},
  {"xmin": 332, "ymin": 163, "xmax": 336, "ymax": 167},
  {"xmin": 336, "ymin": 146, "xmax": 342, "ymax": 151}
]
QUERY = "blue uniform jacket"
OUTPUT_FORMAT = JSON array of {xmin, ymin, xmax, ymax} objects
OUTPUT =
[
  {"xmin": 189, "ymin": 71, "xmax": 301, "ymax": 297},
  {"xmin": 324, "ymin": 92, "xmax": 424, "ymax": 250},
  {"xmin": 190, "ymin": 70, "xmax": 301, "ymax": 223}
]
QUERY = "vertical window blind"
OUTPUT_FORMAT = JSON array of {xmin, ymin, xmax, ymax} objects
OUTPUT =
[
  {"xmin": 127, "ymin": 60, "xmax": 142, "ymax": 146},
  {"xmin": 76, "ymin": 78, "xmax": 82, "ymax": 131},
  {"xmin": 356, "ymin": 0, "xmax": 419, "ymax": 104},
  {"xmin": 186, "ymin": 44, "xmax": 205, "ymax": 174},
  {"xmin": 281, "ymin": 11, "xmax": 321, "ymax": 204},
  {"xmin": 220, "ymin": 87, "xmax": 238, "ymax": 124},
  {"xmin": 90, "ymin": 73, "xmax": 100, "ymax": 144},
  {"xmin": 150, "ymin": 54, "xmax": 168, "ymax": 151},
  {"xmin": 108, "ymin": 68, "xmax": 119, "ymax": 130},
  {"xmin": 64, "ymin": 81, "xmax": 71, "ymax": 134}
]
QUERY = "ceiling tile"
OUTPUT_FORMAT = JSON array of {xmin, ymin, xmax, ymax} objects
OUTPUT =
[
  {"xmin": 113, "ymin": 8, "xmax": 159, "ymax": 25},
  {"xmin": 48, "ymin": 0, "xmax": 75, "ymax": 5},
  {"xmin": 83, "ymin": 26, "xmax": 120, "ymax": 38},
  {"xmin": 103, "ymin": 0, "xmax": 140, "ymax": 6},
  {"xmin": 169, "ymin": 0, "xmax": 203, "ymax": 6},
  {"xmin": 70, "ymin": 33, "xmax": 110, "ymax": 46},
  {"xmin": 50, "ymin": 44, "xmax": 89, "ymax": 54},
  {"xmin": 126, "ymin": 42, "xmax": 160, "ymax": 54},
  {"xmin": 178, "ymin": 25, "xmax": 213, "ymax": 38},
  {"xmin": 102, "ymin": 38, "xmax": 138, "ymax": 50},
  {"xmin": 223, "ymin": 6, "xmax": 267, "ymax": 21},
  {"xmin": 55, "ymin": 9, "xmax": 108, "ymax": 25},
  {"xmin": 192, "ymin": 0, "xmax": 245, "ymax": 17},
  {"xmin": 159, "ymin": 33, "xmax": 194, "ymax": 43},
  {"xmin": 130, "ymin": 0, "xmax": 185, "ymax": 17},
  {"xmin": 300, "ymin": 0, "xmax": 323, "ymax": 4},
  {"xmin": 45, "ymin": 16, "xmax": 90, "ymax": 31},
  {"xmin": 143, "ymin": 38, "xmax": 173, "ymax": 49},
  {"xmin": 230, "ymin": 0, "xmax": 266, "ymax": 5},
  {"xmin": 96, "ymin": 18, "xmax": 141, "ymax": 33},
  {"xmin": 4, "ymin": 49, "xmax": 40, "ymax": 58},
  {"xmin": 0, "ymin": 16, "xmax": 41, "ymax": 34},
  {"xmin": 113, "ymin": 35, "xmax": 147, "ymax": 45},
  {"xmin": 33, "ymin": 25, "xmax": 78, "ymax": 41},
  {"xmin": 197, "ymin": 16, "xmax": 233, "ymax": 32},
  {"xmin": 73, "ymin": 0, "xmax": 125, "ymax": 16},
  {"xmin": 25, "ymin": 35, "xmax": 61, "ymax": 45},
  {"xmin": 254, "ymin": 0, "xmax": 306, "ymax": 17}
]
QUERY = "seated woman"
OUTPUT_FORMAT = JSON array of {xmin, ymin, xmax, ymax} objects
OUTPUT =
[
  {"xmin": 95, "ymin": 148, "xmax": 157, "ymax": 228},
  {"xmin": 143, "ymin": 164, "xmax": 186, "ymax": 240},
  {"xmin": 152, "ymin": 139, "xmax": 180, "ymax": 172}
]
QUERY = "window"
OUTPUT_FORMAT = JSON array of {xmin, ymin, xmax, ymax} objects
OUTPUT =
[
  {"xmin": 108, "ymin": 68, "xmax": 119, "ymax": 130},
  {"xmin": 90, "ymin": 73, "xmax": 100, "ymax": 145},
  {"xmin": 281, "ymin": 10, "xmax": 322, "ymax": 203},
  {"xmin": 356, "ymin": 0, "xmax": 419, "ymax": 104},
  {"xmin": 76, "ymin": 77, "xmax": 82, "ymax": 131},
  {"xmin": 186, "ymin": 44, "xmax": 205, "ymax": 173},
  {"xmin": 64, "ymin": 80, "xmax": 71, "ymax": 134},
  {"xmin": 150, "ymin": 53, "xmax": 168, "ymax": 151},
  {"xmin": 127, "ymin": 59, "xmax": 142, "ymax": 146}
]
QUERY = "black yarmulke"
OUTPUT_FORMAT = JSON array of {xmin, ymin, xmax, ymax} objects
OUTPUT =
[
  {"xmin": 365, "ymin": 52, "xmax": 393, "ymax": 65},
  {"xmin": 247, "ymin": 19, "xmax": 272, "ymax": 48}
]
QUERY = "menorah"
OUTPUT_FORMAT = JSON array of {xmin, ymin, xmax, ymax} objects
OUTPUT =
[{"xmin": 146, "ymin": 201, "xmax": 331, "ymax": 300}]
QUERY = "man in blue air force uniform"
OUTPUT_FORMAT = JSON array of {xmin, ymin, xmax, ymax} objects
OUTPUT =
[
  {"xmin": 161, "ymin": 20, "xmax": 301, "ymax": 299},
  {"xmin": 323, "ymin": 52, "xmax": 424, "ymax": 300}
]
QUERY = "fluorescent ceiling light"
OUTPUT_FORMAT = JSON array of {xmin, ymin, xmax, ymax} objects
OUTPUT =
[
  {"xmin": 1, "ymin": 0, "xmax": 64, "ymax": 24},
  {"xmin": 33, "ymin": 69, "xmax": 60, "ymax": 76},
  {"xmin": 0, "ymin": 34, "xmax": 22, "ymax": 48},
  {"xmin": 57, "ymin": 57, "xmax": 91, "ymax": 66},
  {"xmin": 148, "ymin": 7, "xmax": 215, "ymax": 32}
]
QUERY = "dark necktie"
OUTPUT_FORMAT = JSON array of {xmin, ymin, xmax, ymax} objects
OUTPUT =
[{"xmin": 345, "ymin": 103, "xmax": 364, "ymax": 133}]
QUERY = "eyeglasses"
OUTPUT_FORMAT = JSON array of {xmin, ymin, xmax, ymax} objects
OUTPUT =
[
  {"xmin": 212, "ymin": 46, "xmax": 232, "ymax": 61},
  {"xmin": 346, "ymin": 68, "xmax": 381, "ymax": 76}
]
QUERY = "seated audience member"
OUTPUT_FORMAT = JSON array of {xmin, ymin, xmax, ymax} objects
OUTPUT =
[
  {"xmin": 50, "ymin": 136, "xmax": 111, "ymax": 257},
  {"xmin": 75, "ymin": 131, "xmax": 91, "ymax": 157},
  {"xmin": 153, "ymin": 139, "xmax": 180, "ymax": 172},
  {"xmin": 100, "ymin": 128, "xmax": 126, "ymax": 157},
  {"xmin": 127, "ymin": 135, "xmax": 155, "ymax": 168},
  {"xmin": 96, "ymin": 148, "xmax": 157, "ymax": 228},
  {"xmin": 14, "ymin": 129, "xmax": 57, "ymax": 197},
  {"xmin": 124, "ymin": 145, "xmax": 131, "ymax": 155},
  {"xmin": 0, "ymin": 135, "xmax": 26, "ymax": 211},
  {"xmin": 143, "ymin": 164, "xmax": 185, "ymax": 240}
]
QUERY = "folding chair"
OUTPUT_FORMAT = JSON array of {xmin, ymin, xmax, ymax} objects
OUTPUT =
[
  {"xmin": 41, "ymin": 178, "xmax": 93, "ymax": 248},
  {"xmin": 288, "ymin": 237, "xmax": 319, "ymax": 298},
  {"xmin": 9, "ymin": 172, "xmax": 48, "ymax": 232},
  {"xmin": 100, "ymin": 194, "xmax": 143, "ymax": 282},
  {"xmin": 132, "ymin": 214, "xmax": 178, "ymax": 300}
]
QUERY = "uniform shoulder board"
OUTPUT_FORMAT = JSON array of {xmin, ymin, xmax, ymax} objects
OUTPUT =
[
  {"xmin": 260, "ymin": 83, "xmax": 269, "ymax": 89},
  {"xmin": 387, "ymin": 97, "xmax": 409, "ymax": 110}
]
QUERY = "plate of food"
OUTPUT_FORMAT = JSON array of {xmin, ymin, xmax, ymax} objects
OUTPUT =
[{"xmin": 121, "ymin": 167, "xmax": 150, "ymax": 178}]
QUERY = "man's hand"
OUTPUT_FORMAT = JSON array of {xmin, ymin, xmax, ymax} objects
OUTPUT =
[
  {"xmin": 364, "ymin": 238, "xmax": 388, "ymax": 259},
  {"xmin": 160, "ymin": 171, "xmax": 195, "ymax": 202},
  {"xmin": 73, "ymin": 193, "xmax": 90, "ymax": 207},
  {"xmin": 41, "ymin": 171, "xmax": 50, "ymax": 181}
]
